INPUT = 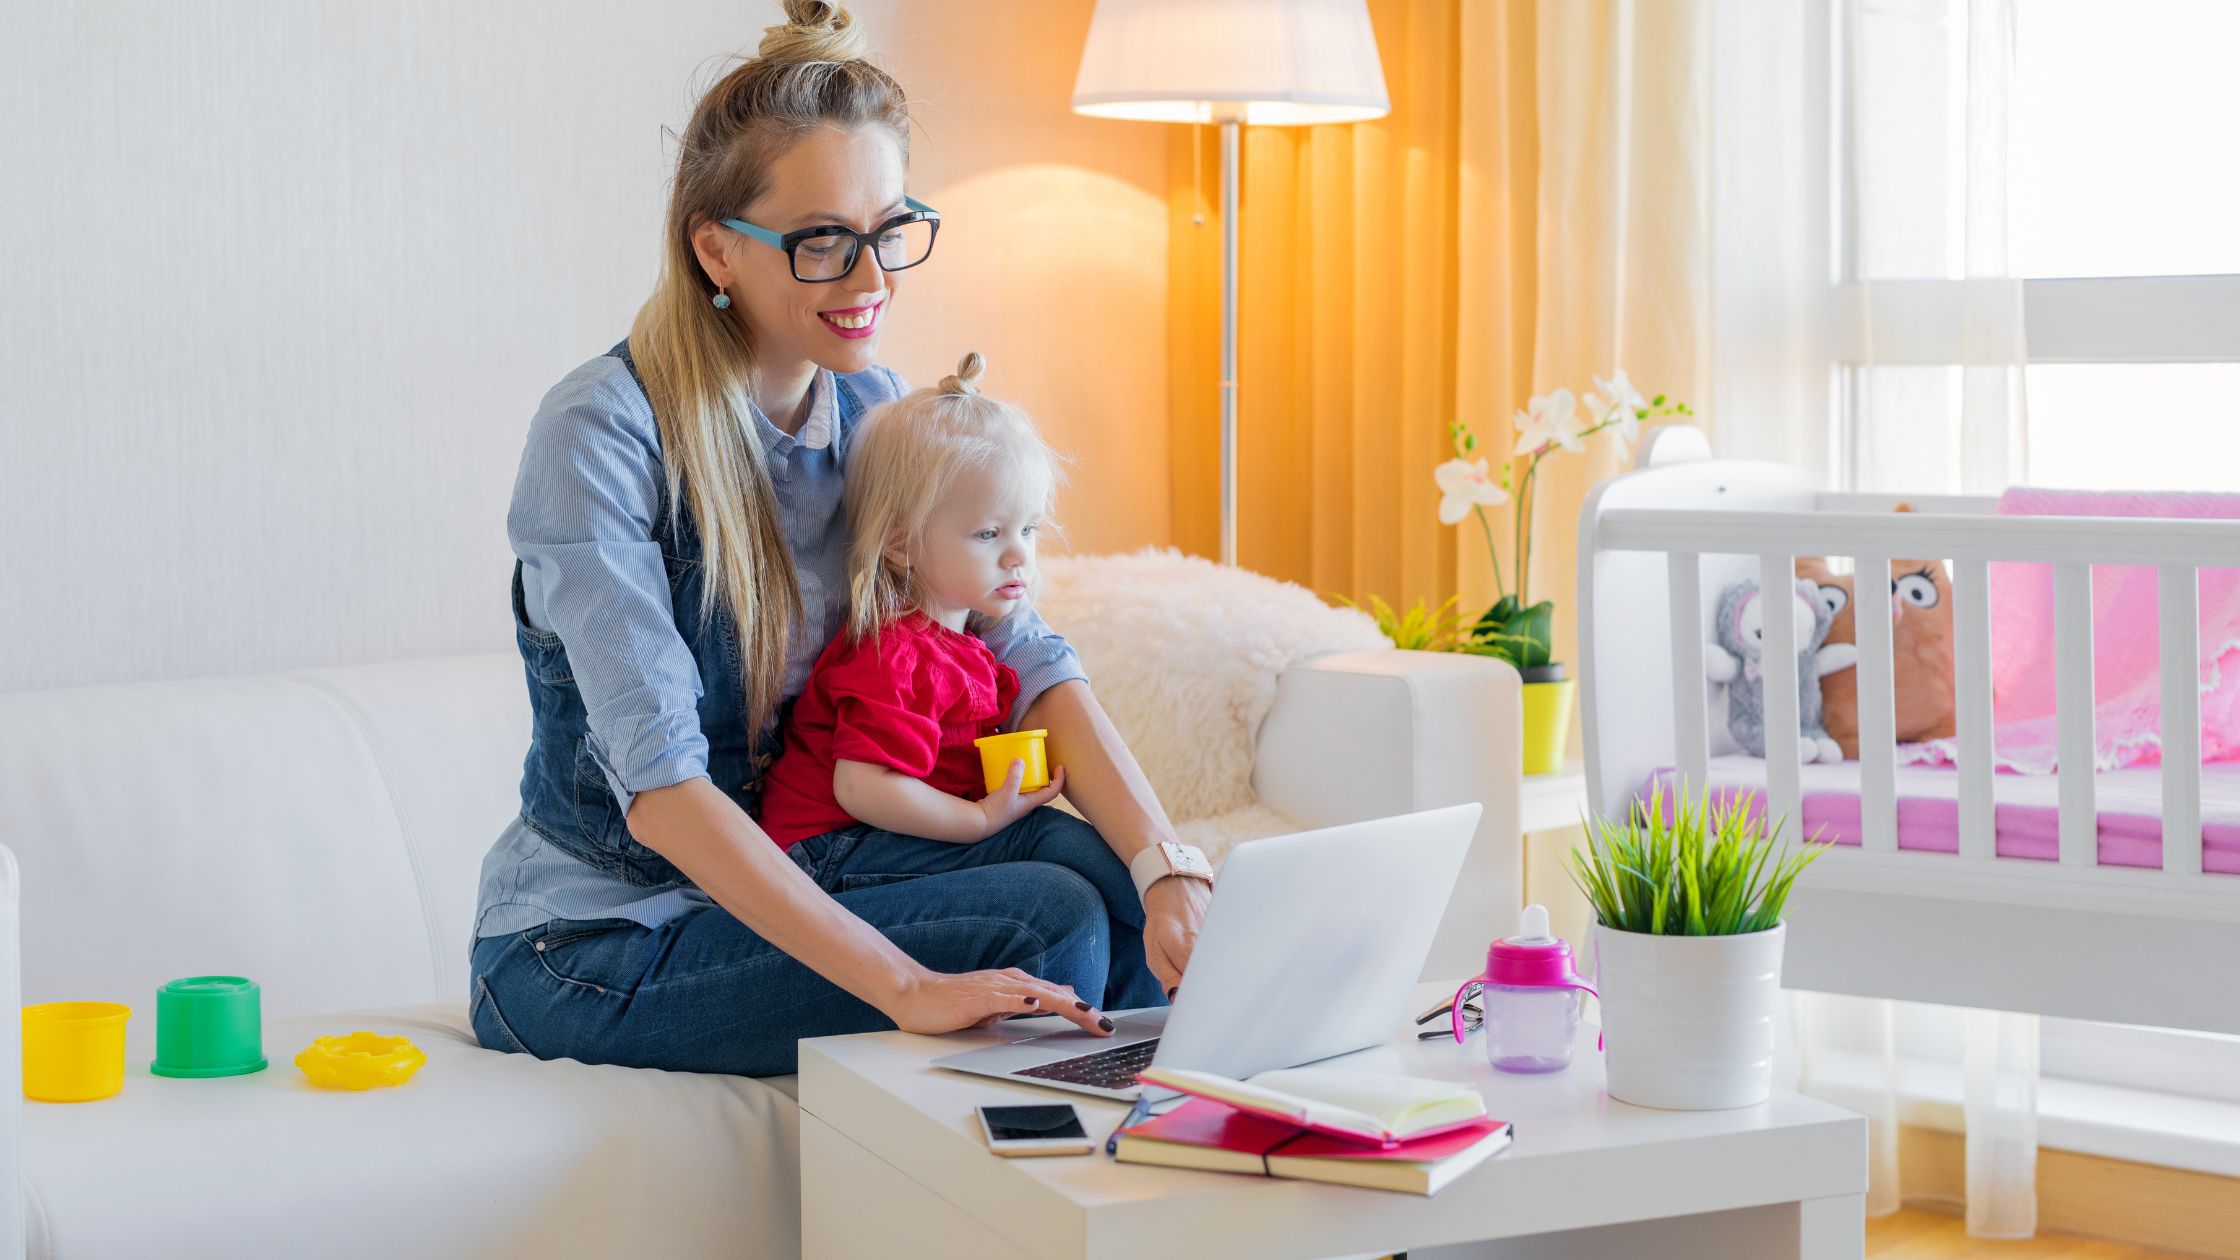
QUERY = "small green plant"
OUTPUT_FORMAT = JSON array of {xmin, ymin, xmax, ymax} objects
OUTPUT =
[
  {"xmin": 1565, "ymin": 782, "xmax": 1831, "ymax": 936},
  {"xmin": 1338, "ymin": 593, "xmax": 1540, "ymax": 658},
  {"xmin": 1338, "ymin": 593, "xmax": 1473, "ymax": 652}
]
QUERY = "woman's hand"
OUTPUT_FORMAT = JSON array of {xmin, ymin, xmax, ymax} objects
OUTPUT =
[
  {"xmin": 973, "ymin": 761, "xmax": 1067, "ymax": 839},
  {"xmin": 1140, "ymin": 873, "xmax": 1212, "ymax": 998},
  {"xmin": 885, "ymin": 965, "xmax": 1115, "ymax": 1036}
]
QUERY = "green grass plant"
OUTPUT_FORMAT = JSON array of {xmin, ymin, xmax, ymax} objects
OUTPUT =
[{"xmin": 1565, "ymin": 781, "xmax": 1831, "ymax": 937}]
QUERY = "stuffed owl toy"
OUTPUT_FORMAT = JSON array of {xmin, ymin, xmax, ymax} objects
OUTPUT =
[
  {"xmin": 1797, "ymin": 508, "xmax": 1959, "ymax": 759},
  {"xmin": 1706, "ymin": 578, "xmax": 1854, "ymax": 764}
]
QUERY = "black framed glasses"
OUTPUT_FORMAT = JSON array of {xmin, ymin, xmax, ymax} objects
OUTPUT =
[
  {"xmin": 1416, "ymin": 991, "xmax": 1485, "ymax": 1041},
  {"xmin": 721, "ymin": 196, "xmax": 941, "ymax": 283}
]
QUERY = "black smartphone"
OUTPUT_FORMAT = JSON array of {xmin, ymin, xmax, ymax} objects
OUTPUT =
[{"xmin": 977, "ymin": 1103, "xmax": 1094, "ymax": 1157}]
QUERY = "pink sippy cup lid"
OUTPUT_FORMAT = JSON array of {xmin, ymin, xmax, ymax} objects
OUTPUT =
[{"xmin": 1485, "ymin": 905, "xmax": 1586, "ymax": 988}]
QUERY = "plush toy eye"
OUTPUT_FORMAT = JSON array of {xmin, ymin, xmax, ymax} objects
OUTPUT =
[
  {"xmin": 1739, "ymin": 598, "xmax": 1765, "ymax": 643},
  {"xmin": 1894, "ymin": 570, "xmax": 1940, "ymax": 609},
  {"xmin": 1817, "ymin": 584, "xmax": 1849, "ymax": 617}
]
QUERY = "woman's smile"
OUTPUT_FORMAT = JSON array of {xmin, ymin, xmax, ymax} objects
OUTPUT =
[{"xmin": 818, "ymin": 295, "xmax": 883, "ymax": 339}]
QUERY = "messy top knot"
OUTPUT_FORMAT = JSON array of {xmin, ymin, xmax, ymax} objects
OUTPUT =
[
  {"xmin": 938, "ymin": 352, "xmax": 987, "ymax": 397},
  {"xmin": 757, "ymin": 0, "xmax": 868, "ymax": 65}
]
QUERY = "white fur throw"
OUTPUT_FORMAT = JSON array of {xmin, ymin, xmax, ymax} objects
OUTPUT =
[{"xmin": 1034, "ymin": 549, "xmax": 1391, "ymax": 858}]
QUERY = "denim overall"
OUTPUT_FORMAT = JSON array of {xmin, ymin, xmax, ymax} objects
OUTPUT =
[{"xmin": 509, "ymin": 341, "xmax": 873, "ymax": 890}]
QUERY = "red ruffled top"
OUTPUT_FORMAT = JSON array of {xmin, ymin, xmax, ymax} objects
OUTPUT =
[{"xmin": 755, "ymin": 613, "xmax": 1020, "ymax": 848}]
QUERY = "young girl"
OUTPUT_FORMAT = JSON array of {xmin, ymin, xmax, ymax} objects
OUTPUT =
[{"xmin": 756, "ymin": 353, "xmax": 1168, "ymax": 1010}]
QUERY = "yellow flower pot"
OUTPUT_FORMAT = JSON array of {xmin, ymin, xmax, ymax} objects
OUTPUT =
[{"xmin": 1520, "ymin": 667, "xmax": 1574, "ymax": 777}]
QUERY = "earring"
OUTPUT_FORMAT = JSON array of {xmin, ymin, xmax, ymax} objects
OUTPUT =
[{"xmin": 712, "ymin": 291, "xmax": 732, "ymax": 310}]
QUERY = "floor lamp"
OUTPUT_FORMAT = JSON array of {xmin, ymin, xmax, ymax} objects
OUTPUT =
[{"xmin": 1071, "ymin": 0, "xmax": 1389, "ymax": 566}]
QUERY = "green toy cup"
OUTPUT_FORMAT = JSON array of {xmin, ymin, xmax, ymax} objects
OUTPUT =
[{"xmin": 150, "ymin": 976, "xmax": 268, "ymax": 1078}]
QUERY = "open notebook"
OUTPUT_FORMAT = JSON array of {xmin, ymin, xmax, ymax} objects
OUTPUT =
[{"xmin": 1136, "ymin": 1066, "xmax": 1489, "ymax": 1148}]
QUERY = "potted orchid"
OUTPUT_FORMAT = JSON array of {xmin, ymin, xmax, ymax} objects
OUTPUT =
[{"xmin": 1435, "ymin": 371, "xmax": 1690, "ymax": 773}]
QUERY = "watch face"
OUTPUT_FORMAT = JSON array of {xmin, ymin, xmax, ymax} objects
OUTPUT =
[{"xmin": 1164, "ymin": 842, "xmax": 1214, "ymax": 879}]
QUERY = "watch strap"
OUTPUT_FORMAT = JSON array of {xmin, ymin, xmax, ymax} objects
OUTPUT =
[{"xmin": 1129, "ymin": 841, "xmax": 1214, "ymax": 903}]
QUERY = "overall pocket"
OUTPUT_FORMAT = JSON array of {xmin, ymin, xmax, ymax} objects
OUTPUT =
[{"xmin": 511, "ymin": 563, "xmax": 572, "ymax": 684}]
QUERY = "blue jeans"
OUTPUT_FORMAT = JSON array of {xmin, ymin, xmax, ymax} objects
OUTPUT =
[{"xmin": 468, "ymin": 807, "xmax": 1166, "ymax": 1076}]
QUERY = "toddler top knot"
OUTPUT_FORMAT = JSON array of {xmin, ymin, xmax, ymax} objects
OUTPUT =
[{"xmin": 938, "ymin": 351, "xmax": 986, "ymax": 397}]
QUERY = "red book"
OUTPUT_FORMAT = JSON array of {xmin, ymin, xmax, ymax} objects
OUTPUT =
[{"xmin": 1114, "ymin": 1099, "xmax": 1514, "ymax": 1196}]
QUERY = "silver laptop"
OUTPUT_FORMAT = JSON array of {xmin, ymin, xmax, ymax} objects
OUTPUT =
[{"xmin": 931, "ymin": 803, "xmax": 1481, "ymax": 1101}]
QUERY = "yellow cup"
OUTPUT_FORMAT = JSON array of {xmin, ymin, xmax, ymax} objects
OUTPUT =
[
  {"xmin": 973, "ymin": 729, "xmax": 1051, "ymax": 795},
  {"xmin": 24, "ymin": 1002, "xmax": 132, "ymax": 1102}
]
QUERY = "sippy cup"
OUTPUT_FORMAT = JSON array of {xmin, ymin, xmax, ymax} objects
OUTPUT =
[{"xmin": 1452, "ymin": 904, "xmax": 1597, "ymax": 1074}]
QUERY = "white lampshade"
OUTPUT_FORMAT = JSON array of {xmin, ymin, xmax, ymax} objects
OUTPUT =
[{"xmin": 1071, "ymin": 0, "xmax": 1389, "ymax": 127}]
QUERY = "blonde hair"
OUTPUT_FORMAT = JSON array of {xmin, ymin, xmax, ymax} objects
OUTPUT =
[
  {"xmin": 843, "ymin": 352, "xmax": 1065, "ymax": 642},
  {"xmin": 627, "ymin": 0, "xmax": 909, "ymax": 741}
]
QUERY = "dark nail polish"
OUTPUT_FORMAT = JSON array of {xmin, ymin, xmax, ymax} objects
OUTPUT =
[
  {"xmin": 1097, "ymin": 1016, "xmax": 1115, "ymax": 1032},
  {"xmin": 1166, "ymin": 987, "xmax": 1178, "ymax": 1000},
  {"xmin": 1023, "ymin": 997, "xmax": 1037, "ymax": 1006},
  {"xmin": 1074, "ymin": 1000, "xmax": 1092, "ymax": 1011}
]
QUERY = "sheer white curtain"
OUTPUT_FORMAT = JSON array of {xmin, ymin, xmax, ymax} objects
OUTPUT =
[{"xmin": 1713, "ymin": 0, "xmax": 2040, "ymax": 1239}]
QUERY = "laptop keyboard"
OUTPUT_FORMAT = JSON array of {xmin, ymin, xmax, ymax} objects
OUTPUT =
[{"xmin": 1014, "ymin": 1037, "xmax": 1160, "ymax": 1089}]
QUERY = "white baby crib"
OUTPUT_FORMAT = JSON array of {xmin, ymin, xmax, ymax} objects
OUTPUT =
[{"xmin": 1577, "ymin": 426, "xmax": 2240, "ymax": 1036}]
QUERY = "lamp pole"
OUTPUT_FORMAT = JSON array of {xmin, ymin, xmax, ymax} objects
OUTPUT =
[{"xmin": 1219, "ymin": 117, "xmax": 1239, "ymax": 567}]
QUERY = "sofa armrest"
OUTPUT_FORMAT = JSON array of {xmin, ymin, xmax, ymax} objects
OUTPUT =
[{"xmin": 1251, "ymin": 650, "xmax": 1523, "ymax": 983}]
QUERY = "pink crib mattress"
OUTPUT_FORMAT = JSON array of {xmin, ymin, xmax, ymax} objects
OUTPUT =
[{"xmin": 1643, "ymin": 756, "xmax": 2240, "ymax": 875}]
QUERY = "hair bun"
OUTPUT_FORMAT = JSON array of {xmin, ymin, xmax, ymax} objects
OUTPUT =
[
  {"xmin": 938, "ymin": 352, "xmax": 986, "ymax": 397},
  {"xmin": 758, "ymin": 0, "xmax": 867, "ymax": 65}
]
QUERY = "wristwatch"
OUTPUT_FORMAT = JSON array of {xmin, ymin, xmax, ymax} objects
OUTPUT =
[{"xmin": 1128, "ymin": 840, "xmax": 1215, "ymax": 903}]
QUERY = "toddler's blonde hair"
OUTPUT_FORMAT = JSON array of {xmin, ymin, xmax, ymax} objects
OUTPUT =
[{"xmin": 843, "ymin": 352, "xmax": 1065, "ymax": 641}]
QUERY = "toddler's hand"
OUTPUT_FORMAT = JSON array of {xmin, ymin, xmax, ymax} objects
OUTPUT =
[{"xmin": 975, "ymin": 761, "xmax": 1067, "ymax": 839}]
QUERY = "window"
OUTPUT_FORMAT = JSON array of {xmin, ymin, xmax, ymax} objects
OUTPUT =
[
  {"xmin": 1834, "ymin": 0, "xmax": 2240, "ymax": 1107},
  {"xmin": 1837, "ymin": 0, "xmax": 2240, "ymax": 495}
]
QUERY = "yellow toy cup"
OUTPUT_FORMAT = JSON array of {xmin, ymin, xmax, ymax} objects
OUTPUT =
[
  {"xmin": 23, "ymin": 1002, "xmax": 131, "ymax": 1102},
  {"xmin": 973, "ymin": 729, "xmax": 1051, "ymax": 795}
]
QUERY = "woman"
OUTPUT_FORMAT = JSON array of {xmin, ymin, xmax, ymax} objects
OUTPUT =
[{"xmin": 468, "ymin": 0, "xmax": 1209, "ymax": 1077}]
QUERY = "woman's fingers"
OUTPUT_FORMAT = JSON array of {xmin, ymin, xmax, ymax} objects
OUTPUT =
[{"xmin": 984, "ymin": 972, "xmax": 1109, "ymax": 1035}]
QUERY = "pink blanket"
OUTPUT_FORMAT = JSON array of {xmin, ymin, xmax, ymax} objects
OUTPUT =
[{"xmin": 1903, "ymin": 488, "xmax": 2240, "ymax": 774}]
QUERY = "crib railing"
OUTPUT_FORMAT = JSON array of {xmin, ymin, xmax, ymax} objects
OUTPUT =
[{"xmin": 1596, "ymin": 507, "xmax": 2240, "ymax": 883}]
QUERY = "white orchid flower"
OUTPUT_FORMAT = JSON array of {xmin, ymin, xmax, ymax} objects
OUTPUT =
[
  {"xmin": 1588, "ymin": 370, "xmax": 1647, "ymax": 447},
  {"xmin": 1512, "ymin": 388, "xmax": 1584, "ymax": 455},
  {"xmin": 1434, "ymin": 457, "xmax": 1507, "ymax": 525}
]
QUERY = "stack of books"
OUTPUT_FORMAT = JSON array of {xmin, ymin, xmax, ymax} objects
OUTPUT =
[{"xmin": 1112, "ymin": 1065, "xmax": 1513, "ymax": 1196}]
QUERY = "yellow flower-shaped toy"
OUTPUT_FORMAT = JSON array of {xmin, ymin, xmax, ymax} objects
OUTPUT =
[{"xmin": 294, "ymin": 1031, "xmax": 427, "ymax": 1090}]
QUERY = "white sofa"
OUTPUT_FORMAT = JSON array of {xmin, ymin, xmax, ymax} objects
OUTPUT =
[{"xmin": 1, "ymin": 602, "xmax": 1518, "ymax": 1257}]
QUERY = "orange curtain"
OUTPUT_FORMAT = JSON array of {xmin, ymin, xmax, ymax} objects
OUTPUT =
[{"xmin": 1166, "ymin": 0, "xmax": 1539, "ymax": 617}]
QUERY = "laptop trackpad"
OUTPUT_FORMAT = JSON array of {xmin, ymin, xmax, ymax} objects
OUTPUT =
[{"xmin": 1016, "ymin": 1004, "xmax": 1166, "ymax": 1046}]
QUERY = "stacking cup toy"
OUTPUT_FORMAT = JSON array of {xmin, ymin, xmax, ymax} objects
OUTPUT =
[
  {"xmin": 972, "ymin": 729, "xmax": 1051, "ymax": 794},
  {"xmin": 295, "ymin": 1032, "xmax": 427, "ymax": 1090},
  {"xmin": 23, "ymin": 1002, "xmax": 132, "ymax": 1102},
  {"xmin": 151, "ymin": 976, "xmax": 268, "ymax": 1078}
]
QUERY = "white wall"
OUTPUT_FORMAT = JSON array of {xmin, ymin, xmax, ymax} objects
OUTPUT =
[{"xmin": 0, "ymin": 1, "xmax": 1169, "ymax": 694}]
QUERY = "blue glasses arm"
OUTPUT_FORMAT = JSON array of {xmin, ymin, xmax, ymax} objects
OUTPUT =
[{"xmin": 720, "ymin": 217, "xmax": 785, "ymax": 249}]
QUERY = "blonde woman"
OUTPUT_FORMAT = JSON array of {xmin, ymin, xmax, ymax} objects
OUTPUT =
[
  {"xmin": 470, "ymin": 1, "xmax": 1205, "ymax": 1076},
  {"xmin": 752, "ymin": 354, "xmax": 1167, "ymax": 1015}
]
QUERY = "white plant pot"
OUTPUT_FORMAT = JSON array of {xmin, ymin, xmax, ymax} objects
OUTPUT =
[{"xmin": 1593, "ymin": 921, "xmax": 1786, "ymax": 1110}]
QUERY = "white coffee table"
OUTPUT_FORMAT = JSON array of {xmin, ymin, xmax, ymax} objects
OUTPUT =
[{"xmin": 798, "ymin": 982, "xmax": 1867, "ymax": 1259}]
